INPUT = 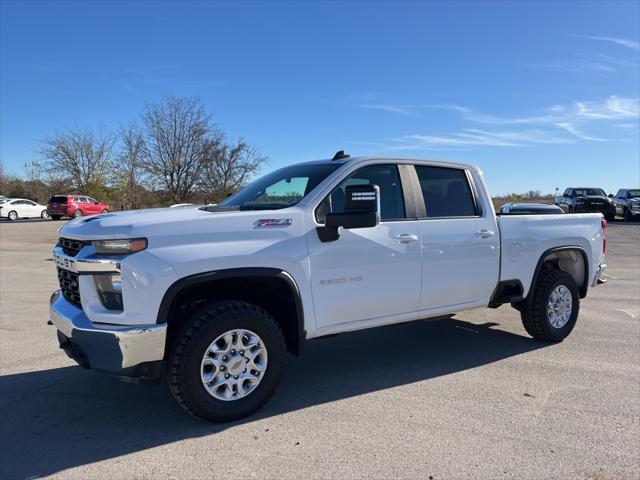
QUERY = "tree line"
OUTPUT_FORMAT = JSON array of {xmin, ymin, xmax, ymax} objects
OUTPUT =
[{"xmin": 0, "ymin": 96, "xmax": 266, "ymax": 209}]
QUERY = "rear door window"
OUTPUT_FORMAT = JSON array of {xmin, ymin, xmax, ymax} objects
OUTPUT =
[
  {"xmin": 48, "ymin": 196, "xmax": 68, "ymax": 204},
  {"xmin": 415, "ymin": 166, "xmax": 477, "ymax": 218}
]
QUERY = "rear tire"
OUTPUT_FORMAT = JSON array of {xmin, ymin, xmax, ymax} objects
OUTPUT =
[
  {"xmin": 521, "ymin": 270, "xmax": 580, "ymax": 342},
  {"xmin": 74, "ymin": 209, "xmax": 83, "ymax": 218},
  {"xmin": 169, "ymin": 300, "xmax": 286, "ymax": 422},
  {"xmin": 41, "ymin": 210, "xmax": 50, "ymax": 220}
]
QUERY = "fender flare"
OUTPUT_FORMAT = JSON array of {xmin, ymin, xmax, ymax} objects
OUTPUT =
[
  {"xmin": 528, "ymin": 246, "xmax": 590, "ymax": 300},
  {"xmin": 157, "ymin": 267, "xmax": 306, "ymax": 355}
]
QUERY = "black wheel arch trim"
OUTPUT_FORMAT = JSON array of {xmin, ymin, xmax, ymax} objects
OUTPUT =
[
  {"xmin": 529, "ymin": 246, "xmax": 590, "ymax": 300},
  {"xmin": 157, "ymin": 267, "xmax": 306, "ymax": 355}
]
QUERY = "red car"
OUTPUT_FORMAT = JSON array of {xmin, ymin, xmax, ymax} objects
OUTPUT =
[{"xmin": 47, "ymin": 195, "xmax": 110, "ymax": 220}]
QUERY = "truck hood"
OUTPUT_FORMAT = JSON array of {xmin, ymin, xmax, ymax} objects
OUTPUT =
[{"xmin": 59, "ymin": 206, "xmax": 301, "ymax": 241}]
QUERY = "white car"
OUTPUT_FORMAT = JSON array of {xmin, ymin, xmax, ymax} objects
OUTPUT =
[
  {"xmin": 49, "ymin": 152, "xmax": 607, "ymax": 421},
  {"xmin": 0, "ymin": 198, "xmax": 50, "ymax": 220}
]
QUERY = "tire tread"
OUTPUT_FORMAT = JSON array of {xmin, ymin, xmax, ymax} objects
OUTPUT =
[
  {"xmin": 521, "ymin": 270, "xmax": 578, "ymax": 342},
  {"xmin": 168, "ymin": 300, "xmax": 286, "ymax": 421}
]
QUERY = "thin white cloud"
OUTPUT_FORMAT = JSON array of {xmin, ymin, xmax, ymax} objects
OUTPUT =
[
  {"xmin": 555, "ymin": 123, "xmax": 606, "ymax": 141},
  {"xmin": 436, "ymin": 96, "xmax": 639, "ymax": 127},
  {"xmin": 575, "ymin": 96, "xmax": 639, "ymax": 119},
  {"xmin": 569, "ymin": 34, "xmax": 640, "ymax": 51},
  {"xmin": 387, "ymin": 129, "xmax": 573, "ymax": 149},
  {"xmin": 359, "ymin": 104, "xmax": 418, "ymax": 116},
  {"xmin": 357, "ymin": 95, "xmax": 638, "ymax": 152},
  {"xmin": 523, "ymin": 60, "xmax": 617, "ymax": 73}
]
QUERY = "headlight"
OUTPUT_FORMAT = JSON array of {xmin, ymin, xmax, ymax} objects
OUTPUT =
[
  {"xmin": 93, "ymin": 238, "xmax": 147, "ymax": 255},
  {"xmin": 94, "ymin": 273, "xmax": 123, "ymax": 310}
]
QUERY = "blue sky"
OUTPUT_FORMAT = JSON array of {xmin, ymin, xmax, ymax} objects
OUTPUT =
[{"xmin": 1, "ymin": 0, "xmax": 638, "ymax": 195}]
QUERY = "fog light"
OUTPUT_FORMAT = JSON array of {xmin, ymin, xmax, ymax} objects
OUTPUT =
[{"xmin": 95, "ymin": 273, "xmax": 123, "ymax": 310}]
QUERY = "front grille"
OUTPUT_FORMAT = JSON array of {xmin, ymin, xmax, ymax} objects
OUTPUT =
[
  {"xmin": 59, "ymin": 238, "xmax": 87, "ymax": 257},
  {"xmin": 57, "ymin": 267, "xmax": 81, "ymax": 307}
]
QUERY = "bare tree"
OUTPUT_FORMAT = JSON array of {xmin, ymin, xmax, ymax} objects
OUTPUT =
[
  {"xmin": 140, "ymin": 96, "xmax": 212, "ymax": 203},
  {"xmin": 39, "ymin": 127, "xmax": 114, "ymax": 192},
  {"xmin": 202, "ymin": 136, "xmax": 266, "ymax": 201},
  {"xmin": 115, "ymin": 124, "xmax": 146, "ymax": 210}
]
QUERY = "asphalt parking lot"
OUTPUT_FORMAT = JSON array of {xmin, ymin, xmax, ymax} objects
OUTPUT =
[{"xmin": 0, "ymin": 220, "xmax": 638, "ymax": 480}]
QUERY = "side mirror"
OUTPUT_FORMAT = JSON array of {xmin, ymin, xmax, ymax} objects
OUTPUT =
[{"xmin": 317, "ymin": 184, "xmax": 380, "ymax": 242}]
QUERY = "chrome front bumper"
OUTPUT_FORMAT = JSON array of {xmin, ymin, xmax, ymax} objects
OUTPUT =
[
  {"xmin": 592, "ymin": 263, "xmax": 607, "ymax": 286},
  {"xmin": 49, "ymin": 290, "xmax": 167, "ymax": 377}
]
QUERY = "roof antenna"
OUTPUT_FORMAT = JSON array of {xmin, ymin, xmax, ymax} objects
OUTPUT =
[{"xmin": 332, "ymin": 150, "xmax": 350, "ymax": 161}]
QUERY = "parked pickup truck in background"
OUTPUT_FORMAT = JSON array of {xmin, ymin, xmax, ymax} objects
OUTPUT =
[
  {"xmin": 48, "ymin": 153, "xmax": 608, "ymax": 421},
  {"xmin": 612, "ymin": 188, "xmax": 640, "ymax": 222},
  {"xmin": 555, "ymin": 187, "xmax": 615, "ymax": 221}
]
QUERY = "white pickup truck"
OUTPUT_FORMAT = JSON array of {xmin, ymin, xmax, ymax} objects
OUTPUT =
[{"xmin": 49, "ymin": 153, "xmax": 607, "ymax": 421}]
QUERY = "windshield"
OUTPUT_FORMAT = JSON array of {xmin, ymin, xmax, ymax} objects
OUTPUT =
[
  {"xmin": 573, "ymin": 188, "xmax": 606, "ymax": 197},
  {"xmin": 209, "ymin": 163, "xmax": 340, "ymax": 211},
  {"xmin": 628, "ymin": 189, "xmax": 640, "ymax": 198}
]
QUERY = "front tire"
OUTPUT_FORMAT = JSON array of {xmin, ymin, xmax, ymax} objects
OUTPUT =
[
  {"xmin": 7, "ymin": 210, "xmax": 18, "ymax": 221},
  {"xmin": 521, "ymin": 270, "xmax": 580, "ymax": 342},
  {"xmin": 101, "ymin": 209, "xmax": 109, "ymax": 214},
  {"xmin": 169, "ymin": 300, "xmax": 286, "ymax": 422},
  {"xmin": 623, "ymin": 208, "xmax": 631, "ymax": 222}
]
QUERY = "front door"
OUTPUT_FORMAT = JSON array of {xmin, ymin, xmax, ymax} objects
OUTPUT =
[{"xmin": 307, "ymin": 164, "xmax": 422, "ymax": 329}]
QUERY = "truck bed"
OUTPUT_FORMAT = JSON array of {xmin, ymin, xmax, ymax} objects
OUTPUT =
[{"xmin": 497, "ymin": 213, "xmax": 605, "ymax": 298}]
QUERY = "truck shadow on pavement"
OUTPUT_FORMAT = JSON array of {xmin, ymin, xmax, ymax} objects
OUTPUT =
[{"xmin": 0, "ymin": 317, "xmax": 548, "ymax": 479}]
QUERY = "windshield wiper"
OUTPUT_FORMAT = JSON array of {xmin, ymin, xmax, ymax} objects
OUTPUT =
[{"xmin": 199, "ymin": 205, "xmax": 240, "ymax": 213}]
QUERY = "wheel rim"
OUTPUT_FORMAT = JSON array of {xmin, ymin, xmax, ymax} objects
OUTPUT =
[
  {"xmin": 9, "ymin": 211, "xmax": 17, "ymax": 220},
  {"xmin": 42, "ymin": 210, "xmax": 49, "ymax": 219},
  {"xmin": 200, "ymin": 329, "xmax": 268, "ymax": 401},
  {"xmin": 547, "ymin": 285, "xmax": 573, "ymax": 328},
  {"xmin": 75, "ymin": 210, "xmax": 83, "ymax": 217}
]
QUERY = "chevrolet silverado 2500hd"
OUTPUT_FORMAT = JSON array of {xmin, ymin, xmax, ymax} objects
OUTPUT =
[{"xmin": 49, "ymin": 153, "xmax": 607, "ymax": 421}]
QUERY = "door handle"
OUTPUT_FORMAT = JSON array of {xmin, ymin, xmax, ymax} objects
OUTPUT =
[
  {"xmin": 393, "ymin": 233, "xmax": 419, "ymax": 243},
  {"xmin": 475, "ymin": 229, "xmax": 495, "ymax": 238}
]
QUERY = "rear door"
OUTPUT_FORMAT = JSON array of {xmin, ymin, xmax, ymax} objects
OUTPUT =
[
  {"xmin": 412, "ymin": 165, "xmax": 500, "ymax": 310},
  {"xmin": 307, "ymin": 163, "xmax": 422, "ymax": 329}
]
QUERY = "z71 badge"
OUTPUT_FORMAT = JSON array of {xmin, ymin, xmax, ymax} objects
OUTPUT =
[{"xmin": 255, "ymin": 218, "xmax": 293, "ymax": 228}]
